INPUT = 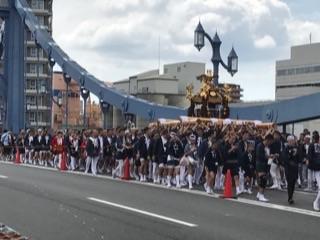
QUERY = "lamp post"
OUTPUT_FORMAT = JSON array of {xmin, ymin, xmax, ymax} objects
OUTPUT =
[
  {"xmin": 57, "ymin": 91, "xmax": 63, "ymax": 108},
  {"xmin": 100, "ymin": 99, "xmax": 110, "ymax": 129},
  {"xmin": 52, "ymin": 90, "xmax": 63, "ymax": 128},
  {"xmin": 194, "ymin": 22, "xmax": 238, "ymax": 86},
  {"xmin": 124, "ymin": 113, "xmax": 135, "ymax": 130},
  {"xmin": 80, "ymin": 86, "xmax": 90, "ymax": 128},
  {"xmin": 63, "ymin": 73, "xmax": 71, "ymax": 130}
]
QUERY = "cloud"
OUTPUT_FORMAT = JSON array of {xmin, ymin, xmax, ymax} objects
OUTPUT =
[
  {"xmin": 254, "ymin": 35, "xmax": 276, "ymax": 49},
  {"xmin": 52, "ymin": 0, "xmax": 320, "ymax": 100},
  {"xmin": 286, "ymin": 19, "xmax": 320, "ymax": 45}
]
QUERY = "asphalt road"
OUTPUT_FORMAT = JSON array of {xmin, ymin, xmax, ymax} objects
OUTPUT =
[{"xmin": 0, "ymin": 162, "xmax": 319, "ymax": 240}]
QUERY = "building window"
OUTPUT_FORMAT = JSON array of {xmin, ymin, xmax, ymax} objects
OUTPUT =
[
  {"xmin": 177, "ymin": 66, "xmax": 181, "ymax": 72},
  {"xmin": 277, "ymin": 69, "xmax": 287, "ymax": 76},
  {"xmin": 27, "ymin": 79, "xmax": 36, "ymax": 90},
  {"xmin": 164, "ymin": 68, "xmax": 168, "ymax": 74},
  {"xmin": 277, "ymin": 65, "xmax": 320, "ymax": 76},
  {"xmin": 26, "ymin": 96, "xmax": 36, "ymax": 105},
  {"xmin": 28, "ymin": 64, "xmax": 37, "ymax": 74},
  {"xmin": 287, "ymin": 69, "xmax": 295, "ymax": 75},
  {"xmin": 31, "ymin": 0, "xmax": 44, "ymax": 10},
  {"xmin": 37, "ymin": 16, "xmax": 45, "ymax": 25},
  {"xmin": 29, "ymin": 47, "xmax": 36, "ymax": 57},
  {"xmin": 29, "ymin": 112, "xmax": 36, "ymax": 122},
  {"xmin": 276, "ymin": 83, "xmax": 320, "ymax": 89}
]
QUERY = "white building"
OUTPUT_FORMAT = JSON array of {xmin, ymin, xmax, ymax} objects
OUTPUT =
[
  {"xmin": 109, "ymin": 62, "xmax": 206, "ymax": 128},
  {"xmin": 276, "ymin": 42, "xmax": 320, "ymax": 133},
  {"xmin": 276, "ymin": 43, "xmax": 320, "ymax": 100}
]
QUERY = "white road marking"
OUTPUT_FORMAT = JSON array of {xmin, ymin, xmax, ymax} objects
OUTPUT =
[
  {"xmin": 88, "ymin": 197, "xmax": 198, "ymax": 227},
  {"xmin": 0, "ymin": 174, "xmax": 8, "ymax": 179},
  {"xmin": 229, "ymin": 198, "xmax": 320, "ymax": 218}
]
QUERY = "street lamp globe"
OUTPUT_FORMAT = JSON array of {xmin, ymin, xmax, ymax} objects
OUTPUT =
[
  {"xmin": 194, "ymin": 21, "xmax": 205, "ymax": 51},
  {"xmin": 80, "ymin": 86, "xmax": 90, "ymax": 100},
  {"xmin": 57, "ymin": 91, "xmax": 63, "ymax": 107},
  {"xmin": 228, "ymin": 47, "xmax": 238, "ymax": 76},
  {"xmin": 49, "ymin": 57, "xmax": 55, "ymax": 68},
  {"xmin": 63, "ymin": 73, "xmax": 72, "ymax": 84},
  {"xmin": 100, "ymin": 99, "xmax": 110, "ymax": 114}
]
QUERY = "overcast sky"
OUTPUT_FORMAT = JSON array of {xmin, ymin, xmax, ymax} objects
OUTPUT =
[{"xmin": 52, "ymin": 0, "xmax": 320, "ymax": 101}]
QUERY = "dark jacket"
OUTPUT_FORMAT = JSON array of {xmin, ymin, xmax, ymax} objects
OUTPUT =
[
  {"xmin": 256, "ymin": 142, "xmax": 268, "ymax": 173},
  {"xmin": 282, "ymin": 145, "xmax": 299, "ymax": 179},
  {"xmin": 137, "ymin": 135, "xmax": 149, "ymax": 160},
  {"xmin": 308, "ymin": 142, "xmax": 320, "ymax": 171},
  {"xmin": 168, "ymin": 139, "xmax": 184, "ymax": 160},
  {"xmin": 86, "ymin": 137, "xmax": 101, "ymax": 158},
  {"xmin": 154, "ymin": 137, "xmax": 169, "ymax": 163},
  {"xmin": 103, "ymin": 136, "xmax": 115, "ymax": 157}
]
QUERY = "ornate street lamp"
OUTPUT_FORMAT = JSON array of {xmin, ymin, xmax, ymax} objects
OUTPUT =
[
  {"xmin": 194, "ymin": 21, "xmax": 238, "ymax": 86},
  {"xmin": 100, "ymin": 99, "xmax": 110, "ymax": 129},
  {"xmin": 52, "ymin": 90, "xmax": 63, "ymax": 108},
  {"xmin": 80, "ymin": 86, "xmax": 90, "ymax": 128},
  {"xmin": 63, "ymin": 73, "xmax": 72, "ymax": 130},
  {"xmin": 124, "ymin": 113, "xmax": 135, "ymax": 130},
  {"xmin": 49, "ymin": 57, "xmax": 55, "ymax": 68},
  {"xmin": 57, "ymin": 91, "xmax": 63, "ymax": 108}
]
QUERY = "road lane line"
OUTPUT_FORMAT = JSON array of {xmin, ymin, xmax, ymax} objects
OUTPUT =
[
  {"xmin": 0, "ymin": 174, "xmax": 8, "ymax": 179},
  {"xmin": 88, "ymin": 197, "xmax": 198, "ymax": 227},
  {"xmin": 229, "ymin": 198, "xmax": 320, "ymax": 218}
]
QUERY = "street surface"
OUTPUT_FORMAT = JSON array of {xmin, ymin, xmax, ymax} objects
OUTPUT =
[{"xmin": 0, "ymin": 162, "xmax": 319, "ymax": 240}]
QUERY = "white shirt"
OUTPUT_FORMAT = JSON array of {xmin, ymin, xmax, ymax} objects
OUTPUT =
[
  {"xmin": 145, "ymin": 134, "xmax": 150, "ymax": 149},
  {"xmin": 99, "ymin": 136, "xmax": 103, "ymax": 153},
  {"xmin": 90, "ymin": 137, "xmax": 98, "ymax": 147},
  {"xmin": 161, "ymin": 136, "xmax": 167, "ymax": 151},
  {"xmin": 45, "ymin": 135, "xmax": 50, "ymax": 144},
  {"xmin": 305, "ymin": 144, "xmax": 309, "ymax": 154}
]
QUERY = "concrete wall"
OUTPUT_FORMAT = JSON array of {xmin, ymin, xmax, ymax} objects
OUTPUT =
[
  {"xmin": 137, "ymin": 78, "xmax": 178, "ymax": 94},
  {"xmin": 164, "ymin": 62, "xmax": 205, "ymax": 94},
  {"xmin": 276, "ymin": 86, "xmax": 320, "ymax": 100},
  {"xmin": 167, "ymin": 95, "xmax": 189, "ymax": 108},
  {"xmin": 114, "ymin": 81, "xmax": 129, "ymax": 93}
]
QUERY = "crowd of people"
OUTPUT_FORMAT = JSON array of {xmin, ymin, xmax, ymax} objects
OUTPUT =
[{"xmin": 0, "ymin": 120, "xmax": 320, "ymax": 211}]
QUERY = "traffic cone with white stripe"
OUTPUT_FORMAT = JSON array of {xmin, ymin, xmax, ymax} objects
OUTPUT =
[
  {"xmin": 220, "ymin": 169, "xmax": 236, "ymax": 199},
  {"xmin": 15, "ymin": 148, "xmax": 21, "ymax": 164},
  {"xmin": 121, "ymin": 158, "xmax": 130, "ymax": 180},
  {"xmin": 59, "ymin": 152, "xmax": 68, "ymax": 171}
]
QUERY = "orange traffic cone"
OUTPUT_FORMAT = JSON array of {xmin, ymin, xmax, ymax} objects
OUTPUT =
[
  {"xmin": 15, "ymin": 148, "xmax": 21, "ymax": 164},
  {"xmin": 221, "ymin": 169, "xmax": 235, "ymax": 199},
  {"xmin": 59, "ymin": 152, "xmax": 68, "ymax": 171},
  {"xmin": 121, "ymin": 158, "xmax": 130, "ymax": 180}
]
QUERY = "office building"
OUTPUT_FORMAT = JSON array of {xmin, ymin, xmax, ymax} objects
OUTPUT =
[
  {"xmin": 25, "ymin": 0, "xmax": 53, "ymax": 129},
  {"xmin": 276, "ymin": 42, "xmax": 320, "ymax": 132},
  {"xmin": 276, "ymin": 42, "xmax": 320, "ymax": 100}
]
